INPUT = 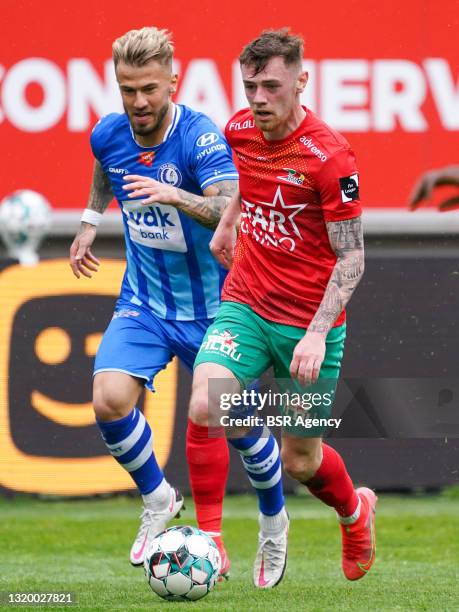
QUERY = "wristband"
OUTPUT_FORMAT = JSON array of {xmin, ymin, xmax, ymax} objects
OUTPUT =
[{"xmin": 81, "ymin": 209, "xmax": 102, "ymax": 226}]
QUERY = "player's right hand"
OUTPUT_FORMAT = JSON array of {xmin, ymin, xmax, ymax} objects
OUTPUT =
[
  {"xmin": 209, "ymin": 222, "xmax": 237, "ymax": 269},
  {"xmin": 69, "ymin": 225, "xmax": 100, "ymax": 278},
  {"xmin": 289, "ymin": 331, "xmax": 326, "ymax": 386}
]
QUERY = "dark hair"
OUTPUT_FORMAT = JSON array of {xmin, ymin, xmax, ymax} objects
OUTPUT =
[{"xmin": 239, "ymin": 28, "xmax": 304, "ymax": 75}]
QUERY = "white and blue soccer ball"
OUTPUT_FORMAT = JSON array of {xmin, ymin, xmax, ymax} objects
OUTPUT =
[
  {"xmin": 0, "ymin": 189, "xmax": 52, "ymax": 265},
  {"xmin": 144, "ymin": 526, "xmax": 221, "ymax": 602}
]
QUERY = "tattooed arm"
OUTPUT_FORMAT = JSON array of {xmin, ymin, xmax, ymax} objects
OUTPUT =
[
  {"xmin": 309, "ymin": 216, "xmax": 365, "ymax": 333},
  {"xmin": 176, "ymin": 179, "xmax": 238, "ymax": 229},
  {"xmin": 290, "ymin": 216, "xmax": 365, "ymax": 386},
  {"xmin": 85, "ymin": 159, "xmax": 114, "ymax": 213},
  {"xmin": 122, "ymin": 175, "xmax": 238, "ymax": 230},
  {"xmin": 69, "ymin": 160, "xmax": 114, "ymax": 278}
]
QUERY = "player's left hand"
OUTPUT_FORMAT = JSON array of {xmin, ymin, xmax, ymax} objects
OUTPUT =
[
  {"xmin": 122, "ymin": 175, "xmax": 180, "ymax": 206},
  {"xmin": 289, "ymin": 331, "xmax": 326, "ymax": 386}
]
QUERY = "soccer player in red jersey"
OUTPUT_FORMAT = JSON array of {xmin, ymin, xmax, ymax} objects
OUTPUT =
[{"xmin": 191, "ymin": 29, "xmax": 377, "ymax": 587}]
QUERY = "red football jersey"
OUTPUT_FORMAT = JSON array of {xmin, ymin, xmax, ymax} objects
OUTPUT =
[{"xmin": 222, "ymin": 107, "xmax": 362, "ymax": 328}]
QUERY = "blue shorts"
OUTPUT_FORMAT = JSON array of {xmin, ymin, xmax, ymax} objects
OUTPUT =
[{"xmin": 94, "ymin": 298, "xmax": 213, "ymax": 391}]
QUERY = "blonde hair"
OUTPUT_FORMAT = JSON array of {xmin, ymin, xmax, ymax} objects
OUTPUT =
[{"xmin": 112, "ymin": 27, "xmax": 174, "ymax": 69}]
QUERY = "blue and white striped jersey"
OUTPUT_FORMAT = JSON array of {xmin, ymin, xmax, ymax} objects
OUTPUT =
[{"xmin": 91, "ymin": 104, "xmax": 238, "ymax": 320}]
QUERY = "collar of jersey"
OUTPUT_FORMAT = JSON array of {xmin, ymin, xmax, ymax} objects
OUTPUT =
[{"xmin": 128, "ymin": 103, "xmax": 182, "ymax": 149}]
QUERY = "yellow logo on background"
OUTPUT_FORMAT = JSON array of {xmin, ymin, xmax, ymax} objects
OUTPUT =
[{"xmin": 0, "ymin": 259, "xmax": 176, "ymax": 495}]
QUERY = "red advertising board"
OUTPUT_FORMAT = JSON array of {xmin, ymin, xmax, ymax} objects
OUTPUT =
[{"xmin": 1, "ymin": 0, "xmax": 458, "ymax": 210}]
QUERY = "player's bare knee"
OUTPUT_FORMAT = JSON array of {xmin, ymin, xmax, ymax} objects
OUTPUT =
[
  {"xmin": 93, "ymin": 391, "xmax": 124, "ymax": 421},
  {"xmin": 189, "ymin": 368, "xmax": 209, "ymax": 425},
  {"xmin": 188, "ymin": 387, "xmax": 210, "ymax": 426},
  {"xmin": 189, "ymin": 363, "xmax": 235, "ymax": 426},
  {"xmin": 93, "ymin": 372, "xmax": 142, "ymax": 422},
  {"xmin": 281, "ymin": 447, "xmax": 321, "ymax": 482},
  {"xmin": 93, "ymin": 380, "xmax": 128, "ymax": 422}
]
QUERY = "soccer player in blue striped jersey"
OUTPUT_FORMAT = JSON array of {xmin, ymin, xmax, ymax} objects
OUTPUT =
[{"xmin": 68, "ymin": 26, "xmax": 241, "ymax": 574}]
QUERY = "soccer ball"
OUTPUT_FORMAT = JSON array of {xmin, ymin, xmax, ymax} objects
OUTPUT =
[
  {"xmin": 144, "ymin": 526, "xmax": 221, "ymax": 601},
  {"xmin": 0, "ymin": 189, "xmax": 52, "ymax": 265}
]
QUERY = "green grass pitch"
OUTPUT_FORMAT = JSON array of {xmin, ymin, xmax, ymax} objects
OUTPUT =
[{"xmin": 0, "ymin": 493, "xmax": 458, "ymax": 611}]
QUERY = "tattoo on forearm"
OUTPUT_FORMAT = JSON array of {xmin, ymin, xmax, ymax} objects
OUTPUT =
[
  {"xmin": 309, "ymin": 216, "xmax": 365, "ymax": 334},
  {"xmin": 326, "ymin": 216, "xmax": 364, "ymax": 253},
  {"xmin": 175, "ymin": 180, "xmax": 238, "ymax": 229},
  {"xmin": 87, "ymin": 160, "xmax": 113, "ymax": 213}
]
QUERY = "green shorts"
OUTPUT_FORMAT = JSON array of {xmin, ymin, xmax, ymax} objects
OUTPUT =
[{"xmin": 194, "ymin": 301, "xmax": 346, "ymax": 435}]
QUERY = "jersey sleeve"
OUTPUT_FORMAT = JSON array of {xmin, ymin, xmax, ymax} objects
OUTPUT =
[
  {"xmin": 90, "ymin": 113, "xmax": 118, "ymax": 163},
  {"xmin": 188, "ymin": 117, "xmax": 238, "ymax": 191},
  {"xmin": 90, "ymin": 119, "xmax": 106, "ymax": 162},
  {"xmin": 316, "ymin": 147, "xmax": 362, "ymax": 222}
]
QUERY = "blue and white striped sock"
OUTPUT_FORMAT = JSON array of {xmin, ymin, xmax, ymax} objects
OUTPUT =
[
  {"xmin": 230, "ymin": 424, "xmax": 285, "ymax": 516},
  {"xmin": 97, "ymin": 408, "xmax": 164, "ymax": 496}
]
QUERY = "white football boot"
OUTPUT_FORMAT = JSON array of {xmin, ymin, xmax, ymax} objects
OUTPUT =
[
  {"xmin": 253, "ymin": 508, "xmax": 289, "ymax": 588},
  {"xmin": 130, "ymin": 487, "xmax": 184, "ymax": 566}
]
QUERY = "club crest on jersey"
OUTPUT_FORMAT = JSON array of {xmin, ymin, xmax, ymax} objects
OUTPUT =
[
  {"xmin": 139, "ymin": 151, "xmax": 155, "ymax": 167},
  {"xmin": 339, "ymin": 174, "xmax": 359, "ymax": 202},
  {"xmin": 199, "ymin": 329, "xmax": 242, "ymax": 362},
  {"xmin": 158, "ymin": 163, "xmax": 182, "ymax": 187},
  {"xmin": 277, "ymin": 168, "xmax": 306, "ymax": 186}
]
